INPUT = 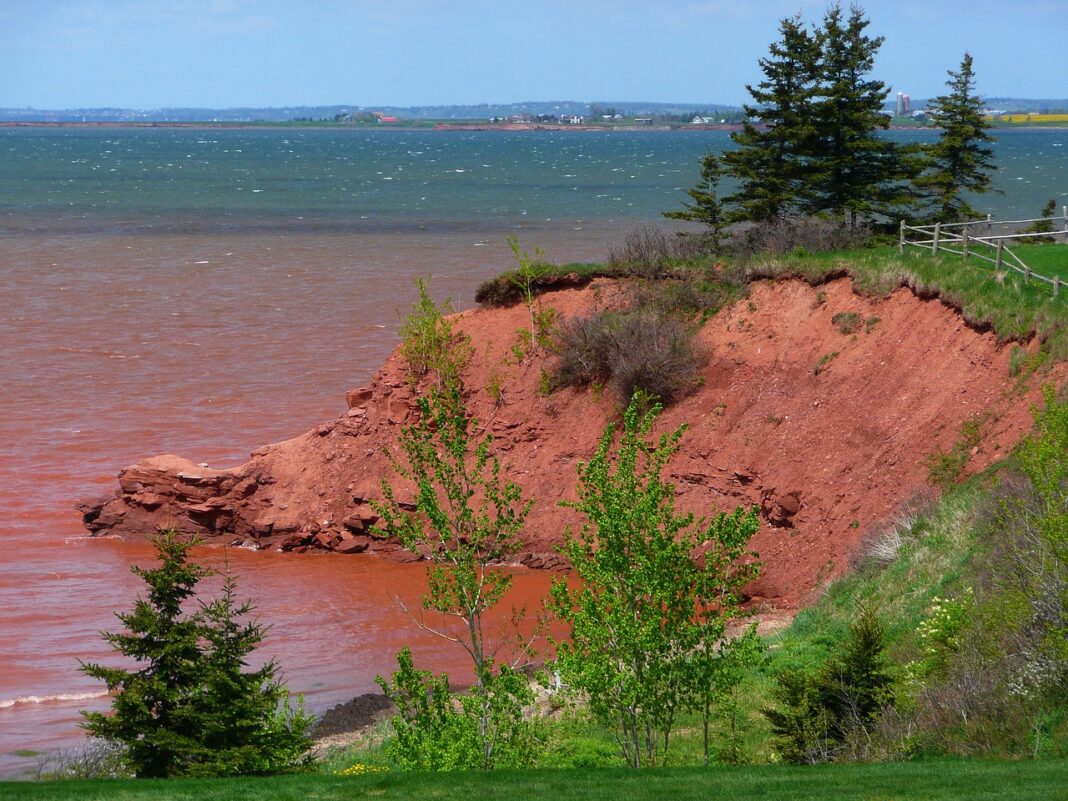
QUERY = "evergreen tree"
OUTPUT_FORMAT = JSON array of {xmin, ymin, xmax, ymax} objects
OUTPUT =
[
  {"xmin": 763, "ymin": 603, "xmax": 893, "ymax": 764},
  {"xmin": 663, "ymin": 151, "xmax": 726, "ymax": 251},
  {"xmin": 195, "ymin": 572, "xmax": 314, "ymax": 776},
  {"xmin": 81, "ymin": 531, "xmax": 213, "ymax": 777},
  {"xmin": 722, "ymin": 15, "xmax": 820, "ymax": 222},
  {"xmin": 918, "ymin": 52, "xmax": 996, "ymax": 222},
  {"xmin": 807, "ymin": 4, "xmax": 914, "ymax": 226},
  {"xmin": 81, "ymin": 531, "xmax": 312, "ymax": 778}
]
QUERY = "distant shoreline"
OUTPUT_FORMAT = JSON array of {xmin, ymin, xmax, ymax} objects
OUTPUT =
[{"xmin": 1, "ymin": 121, "xmax": 1064, "ymax": 133}]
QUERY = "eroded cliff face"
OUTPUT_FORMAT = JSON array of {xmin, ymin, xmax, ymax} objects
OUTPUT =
[{"xmin": 80, "ymin": 277, "xmax": 1061, "ymax": 607}]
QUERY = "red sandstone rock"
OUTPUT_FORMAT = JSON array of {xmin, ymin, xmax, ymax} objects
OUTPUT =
[{"xmin": 79, "ymin": 278, "xmax": 1066, "ymax": 607}]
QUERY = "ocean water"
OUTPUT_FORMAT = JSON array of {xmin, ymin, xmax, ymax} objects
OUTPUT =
[{"xmin": 0, "ymin": 126, "xmax": 1064, "ymax": 776}]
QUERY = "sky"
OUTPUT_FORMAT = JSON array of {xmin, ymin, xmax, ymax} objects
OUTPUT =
[{"xmin": 0, "ymin": 0, "xmax": 1063, "ymax": 109}]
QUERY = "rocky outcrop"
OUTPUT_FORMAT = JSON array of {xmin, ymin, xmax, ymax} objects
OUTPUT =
[{"xmin": 80, "ymin": 277, "xmax": 1062, "ymax": 607}]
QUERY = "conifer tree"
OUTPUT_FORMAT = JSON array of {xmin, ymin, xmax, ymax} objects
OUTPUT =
[
  {"xmin": 663, "ymin": 151, "xmax": 726, "ymax": 250},
  {"xmin": 81, "ymin": 531, "xmax": 312, "ymax": 778},
  {"xmin": 918, "ymin": 52, "xmax": 996, "ymax": 222},
  {"xmin": 81, "ymin": 531, "xmax": 213, "ymax": 777},
  {"xmin": 722, "ymin": 15, "xmax": 820, "ymax": 222},
  {"xmin": 807, "ymin": 4, "xmax": 913, "ymax": 226},
  {"xmin": 195, "ymin": 573, "xmax": 314, "ymax": 776}
]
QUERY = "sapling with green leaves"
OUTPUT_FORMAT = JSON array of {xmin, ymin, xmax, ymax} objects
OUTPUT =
[
  {"xmin": 372, "ymin": 386, "xmax": 540, "ymax": 769},
  {"xmin": 550, "ymin": 393, "xmax": 761, "ymax": 768},
  {"xmin": 508, "ymin": 236, "xmax": 551, "ymax": 361},
  {"xmin": 398, "ymin": 276, "xmax": 470, "ymax": 388}
]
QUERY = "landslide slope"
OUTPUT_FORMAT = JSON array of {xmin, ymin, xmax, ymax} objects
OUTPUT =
[{"xmin": 82, "ymin": 277, "xmax": 1061, "ymax": 607}]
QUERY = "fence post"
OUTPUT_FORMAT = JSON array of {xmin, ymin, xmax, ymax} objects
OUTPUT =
[
  {"xmin": 995, "ymin": 240, "xmax": 1004, "ymax": 271},
  {"xmin": 933, "ymin": 222, "xmax": 941, "ymax": 255},
  {"xmin": 986, "ymin": 213, "xmax": 992, "ymax": 235},
  {"xmin": 1026, "ymin": 267, "xmax": 1032, "ymax": 283},
  {"xmin": 899, "ymin": 220, "xmax": 905, "ymax": 254},
  {"xmin": 962, "ymin": 229, "xmax": 969, "ymax": 261},
  {"xmin": 1055, "ymin": 276, "xmax": 1061, "ymax": 298},
  {"xmin": 1063, "ymin": 206, "xmax": 1067, "ymax": 243}
]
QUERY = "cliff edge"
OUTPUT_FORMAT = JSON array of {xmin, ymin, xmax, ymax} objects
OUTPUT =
[{"xmin": 80, "ymin": 277, "xmax": 1060, "ymax": 607}]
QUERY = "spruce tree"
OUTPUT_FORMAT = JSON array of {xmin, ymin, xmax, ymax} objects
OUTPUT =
[
  {"xmin": 663, "ymin": 151, "xmax": 726, "ymax": 250},
  {"xmin": 807, "ymin": 4, "xmax": 912, "ymax": 226},
  {"xmin": 919, "ymin": 52, "xmax": 996, "ymax": 222},
  {"xmin": 722, "ymin": 14, "xmax": 819, "ymax": 222},
  {"xmin": 81, "ymin": 531, "xmax": 312, "ymax": 778},
  {"xmin": 195, "ymin": 573, "xmax": 313, "ymax": 776},
  {"xmin": 81, "ymin": 531, "xmax": 213, "ymax": 778}
]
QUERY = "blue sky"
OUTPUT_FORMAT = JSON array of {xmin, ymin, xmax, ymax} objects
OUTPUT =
[{"xmin": 0, "ymin": 1, "xmax": 1062, "ymax": 108}]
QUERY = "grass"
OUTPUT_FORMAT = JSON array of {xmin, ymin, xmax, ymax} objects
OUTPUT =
[
  {"xmin": 766, "ymin": 244, "xmax": 1068, "ymax": 357},
  {"xmin": 476, "ymin": 242, "xmax": 1068, "ymax": 357},
  {"xmin": 4, "ymin": 760, "xmax": 1067, "ymax": 801}
]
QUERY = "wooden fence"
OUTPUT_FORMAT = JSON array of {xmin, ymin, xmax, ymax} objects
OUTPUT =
[{"xmin": 899, "ymin": 208, "xmax": 1068, "ymax": 297}]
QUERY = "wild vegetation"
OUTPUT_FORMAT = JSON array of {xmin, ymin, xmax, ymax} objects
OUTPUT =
[{"xmin": 36, "ymin": 1, "xmax": 1067, "ymax": 793}]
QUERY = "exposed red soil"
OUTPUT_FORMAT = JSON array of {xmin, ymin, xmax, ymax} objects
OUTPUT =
[{"xmin": 81, "ymin": 277, "xmax": 1064, "ymax": 608}]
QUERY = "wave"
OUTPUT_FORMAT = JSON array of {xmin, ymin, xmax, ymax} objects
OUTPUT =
[{"xmin": 0, "ymin": 691, "xmax": 108, "ymax": 710}]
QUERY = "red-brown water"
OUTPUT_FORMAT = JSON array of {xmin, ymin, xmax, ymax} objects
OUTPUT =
[{"xmin": 0, "ymin": 222, "xmax": 622, "ymax": 776}]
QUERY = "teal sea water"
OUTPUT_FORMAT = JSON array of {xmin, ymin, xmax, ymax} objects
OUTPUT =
[
  {"xmin": 2, "ymin": 127, "xmax": 1065, "ymax": 234},
  {"xmin": 0, "ymin": 126, "xmax": 1064, "ymax": 776}
]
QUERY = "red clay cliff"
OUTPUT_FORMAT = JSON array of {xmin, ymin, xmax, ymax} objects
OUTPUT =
[{"xmin": 80, "ymin": 277, "xmax": 1061, "ymax": 608}]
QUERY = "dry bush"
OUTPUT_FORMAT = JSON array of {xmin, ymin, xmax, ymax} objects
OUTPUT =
[
  {"xmin": 724, "ymin": 218, "xmax": 871, "ymax": 261},
  {"xmin": 553, "ymin": 309, "xmax": 703, "ymax": 405},
  {"xmin": 607, "ymin": 225, "xmax": 716, "ymax": 272}
]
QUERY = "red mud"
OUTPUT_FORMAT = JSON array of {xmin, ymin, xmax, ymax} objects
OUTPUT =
[{"xmin": 82, "ymin": 277, "xmax": 1064, "ymax": 608}]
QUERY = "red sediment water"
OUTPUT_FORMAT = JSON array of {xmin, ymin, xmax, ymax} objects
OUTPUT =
[{"xmin": 0, "ymin": 223, "xmax": 618, "ymax": 776}]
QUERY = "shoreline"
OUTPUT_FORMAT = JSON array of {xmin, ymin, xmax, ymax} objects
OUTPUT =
[{"xmin": 7, "ymin": 121, "xmax": 1042, "ymax": 132}]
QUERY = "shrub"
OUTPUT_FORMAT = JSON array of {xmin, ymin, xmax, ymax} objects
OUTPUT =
[
  {"xmin": 552, "ymin": 309, "xmax": 703, "ymax": 404},
  {"xmin": 723, "ymin": 217, "xmax": 871, "ymax": 261},
  {"xmin": 629, "ymin": 266, "xmax": 748, "ymax": 320},
  {"xmin": 607, "ymin": 224, "xmax": 715, "ymax": 272},
  {"xmin": 764, "ymin": 604, "xmax": 894, "ymax": 764}
]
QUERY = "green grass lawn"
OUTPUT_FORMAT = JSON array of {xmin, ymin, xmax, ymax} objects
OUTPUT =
[{"xmin": 3, "ymin": 760, "xmax": 1066, "ymax": 801}]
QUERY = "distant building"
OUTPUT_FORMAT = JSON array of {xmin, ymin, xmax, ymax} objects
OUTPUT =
[
  {"xmin": 563, "ymin": 115, "xmax": 585, "ymax": 124},
  {"xmin": 895, "ymin": 92, "xmax": 911, "ymax": 117},
  {"xmin": 690, "ymin": 115, "xmax": 716, "ymax": 125}
]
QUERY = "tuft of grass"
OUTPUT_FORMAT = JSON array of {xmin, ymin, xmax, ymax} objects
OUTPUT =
[
  {"xmin": 813, "ymin": 351, "xmax": 840, "ymax": 375},
  {"xmin": 831, "ymin": 312, "xmax": 861, "ymax": 335}
]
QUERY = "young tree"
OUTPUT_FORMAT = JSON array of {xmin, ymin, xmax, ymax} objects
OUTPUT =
[
  {"xmin": 663, "ymin": 151, "xmax": 727, "ymax": 251},
  {"xmin": 806, "ymin": 4, "xmax": 914, "ymax": 226},
  {"xmin": 372, "ymin": 386, "xmax": 539, "ymax": 769},
  {"xmin": 764, "ymin": 603, "xmax": 893, "ymax": 763},
  {"xmin": 918, "ymin": 52, "xmax": 996, "ymax": 222},
  {"xmin": 550, "ymin": 393, "xmax": 760, "ymax": 768},
  {"xmin": 398, "ymin": 276, "xmax": 470, "ymax": 388},
  {"xmin": 723, "ymin": 14, "xmax": 820, "ymax": 222},
  {"xmin": 81, "ymin": 531, "xmax": 311, "ymax": 778}
]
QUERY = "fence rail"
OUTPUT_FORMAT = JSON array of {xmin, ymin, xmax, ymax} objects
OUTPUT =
[{"xmin": 898, "ymin": 209, "xmax": 1067, "ymax": 297}]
